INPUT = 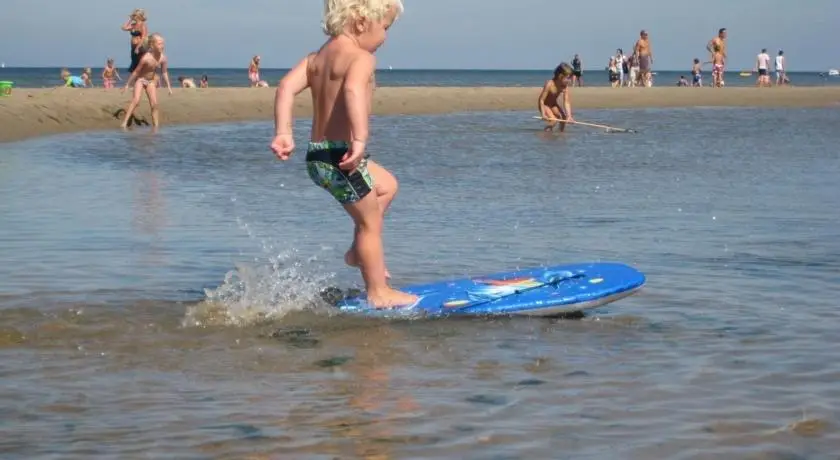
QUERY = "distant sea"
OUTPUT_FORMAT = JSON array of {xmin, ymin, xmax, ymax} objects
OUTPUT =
[{"xmin": 2, "ymin": 67, "xmax": 839, "ymax": 89}]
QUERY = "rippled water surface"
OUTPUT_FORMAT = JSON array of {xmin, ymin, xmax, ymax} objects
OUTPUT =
[{"xmin": 1, "ymin": 108, "xmax": 839, "ymax": 459}]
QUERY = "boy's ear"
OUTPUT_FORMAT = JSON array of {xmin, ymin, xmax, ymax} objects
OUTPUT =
[{"xmin": 354, "ymin": 17, "xmax": 367, "ymax": 34}]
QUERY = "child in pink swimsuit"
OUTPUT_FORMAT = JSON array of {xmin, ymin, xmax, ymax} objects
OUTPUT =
[{"xmin": 102, "ymin": 58, "xmax": 121, "ymax": 89}]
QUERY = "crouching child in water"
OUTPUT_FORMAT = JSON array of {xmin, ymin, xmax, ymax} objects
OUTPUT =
[
  {"xmin": 538, "ymin": 63, "xmax": 575, "ymax": 132},
  {"xmin": 121, "ymin": 33, "xmax": 172, "ymax": 129},
  {"xmin": 270, "ymin": 0, "xmax": 418, "ymax": 309}
]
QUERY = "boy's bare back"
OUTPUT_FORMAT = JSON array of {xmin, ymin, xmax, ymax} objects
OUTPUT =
[{"xmin": 307, "ymin": 39, "xmax": 376, "ymax": 143}]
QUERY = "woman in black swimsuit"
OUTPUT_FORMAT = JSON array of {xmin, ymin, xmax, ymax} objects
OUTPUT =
[
  {"xmin": 121, "ymin": 9, "xmax": 148, "ymax": 73},
  {"xmin": 571, "ymin": 54, "xmax": 583, "ymax": 87}
]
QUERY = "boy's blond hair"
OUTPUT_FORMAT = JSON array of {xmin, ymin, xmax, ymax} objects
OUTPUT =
[{"xmin": 322, "ymin": 0, "xmax": 404, "ymax": 37}]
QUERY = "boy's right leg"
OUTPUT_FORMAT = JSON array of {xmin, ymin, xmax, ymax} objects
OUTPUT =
[
  {"xmin": 343, "ymin": 192, "xmax": 418, "ymax": 308},
  {"xmin": 306, "ymin": 146, "xmax": 416, "ymax": 307}
]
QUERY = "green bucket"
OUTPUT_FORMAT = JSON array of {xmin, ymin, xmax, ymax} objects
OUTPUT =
[{"xmin": 0, "ymin": 81, "xmax": 12, "ymax": 96}]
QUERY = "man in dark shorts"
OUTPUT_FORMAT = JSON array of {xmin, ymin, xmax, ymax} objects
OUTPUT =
[
  {"xmin": 572, "ymin": 54, "xmax": 583, "ymax": 87},
  {"xmin": 634, "ymin": 30, "xmax": 653, "ymax": 87}
]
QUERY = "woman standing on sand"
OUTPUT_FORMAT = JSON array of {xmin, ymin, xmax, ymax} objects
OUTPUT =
[
  {"xmin": 248, "ymin": 55, "xmax": 261, "ymax": 87},
  {"xmin": 121, "ymin": 9, "xmax": 148, "ymax": 73}
]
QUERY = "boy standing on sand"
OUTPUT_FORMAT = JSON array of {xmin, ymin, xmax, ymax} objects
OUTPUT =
[
  {"xmin": 691, "ymin": 58, "xmax": 702, "ymax": 87},
  {"xmin": 121, "ymin": 33, "xmax": 172, "ymax": 129},
  {"xmin": 270, "ymin": 0, "xmax": 418, "ymax": 309}
]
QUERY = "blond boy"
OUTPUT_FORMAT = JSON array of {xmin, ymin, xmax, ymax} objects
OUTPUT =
[{"xmin": 270, "ymin": 0, "xmax": 418, "ymax": 309}]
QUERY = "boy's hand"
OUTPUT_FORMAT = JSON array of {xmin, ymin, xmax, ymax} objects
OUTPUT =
[
  {"xmin": 339, "ymin": 140, "xmax": 366, "ymax": 171},
  {"xmin": 541, "ymin": 109, "xmax": 555, "ymax": 122},
  {"xmin": 270, "ymin": 134, "xmax": 295, "ymax": 160}
]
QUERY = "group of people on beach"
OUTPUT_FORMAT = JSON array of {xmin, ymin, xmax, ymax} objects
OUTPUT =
[
  {"xmin": 57, "ymin": 7, "xmax": 280, "ymax": 128},
  {"xmin": 569, "ymin": 30, "xmax": 657, "ymax": 88},
  {"xmin": 113, "ymin": 8, "xmax": 266, "ymax": 127},
  {"xmin": 60, "ymin": 8, "xmax": 272, "ymax": 92},
  {"xmin": 569, "ymin": 27, "xmax": 789, "ymax": 89},
  {"xmin": 754, "ymin": 48, "xmax": 788, "ymax": 87}
]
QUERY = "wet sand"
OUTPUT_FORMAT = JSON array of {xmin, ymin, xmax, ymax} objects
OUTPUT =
[{"xmin": 1, "ymin": 86, "xmax": 839, "ymax": 143}]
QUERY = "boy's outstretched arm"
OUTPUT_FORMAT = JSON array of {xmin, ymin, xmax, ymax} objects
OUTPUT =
[{"xmin": 274, "ymin": 54, "xmax": 312, "ymax": 136}]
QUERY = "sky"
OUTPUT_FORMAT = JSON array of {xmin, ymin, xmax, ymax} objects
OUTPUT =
[{"xmin": 0, "ymin": 0, "xmax": 836, "ymax": 71}]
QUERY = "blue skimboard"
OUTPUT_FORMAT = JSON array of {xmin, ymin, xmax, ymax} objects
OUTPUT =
[{"xmin": 335, "ymin": 262, "xmax": 645, "ymax": 318}]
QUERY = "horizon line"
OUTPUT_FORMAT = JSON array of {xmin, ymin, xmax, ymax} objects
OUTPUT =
[{"xmin": 0, "ymin": 65, "xmax": 833, "ymax": 73}]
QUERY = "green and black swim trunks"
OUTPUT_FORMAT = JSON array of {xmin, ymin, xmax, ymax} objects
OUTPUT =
[{"xmin": 305, "ymin": 140, "xmax": 375, "ymax": 205}]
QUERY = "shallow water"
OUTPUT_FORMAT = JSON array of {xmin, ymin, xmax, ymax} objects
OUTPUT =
[{"xmin": 1, "ymin": 107, "xmax": 839, "ymax": 459}]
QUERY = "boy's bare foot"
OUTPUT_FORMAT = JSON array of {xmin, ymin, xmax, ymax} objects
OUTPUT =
[
  {"xmin": 367, "ymin": 287, "xmax": 419, "ymax": 309},
  {"xmin": 345, "ymin": 247, "xmax": 391, "ymax": 279}
]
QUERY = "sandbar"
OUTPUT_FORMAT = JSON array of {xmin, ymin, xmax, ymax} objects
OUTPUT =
[{"xmin": 1, "ymin": 86, "xmax": 839, "ymax": 143}]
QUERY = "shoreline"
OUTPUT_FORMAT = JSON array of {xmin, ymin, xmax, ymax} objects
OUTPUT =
[{"xmin": 2, "ymin": 86, "xmax": 839, "ymax": 144}]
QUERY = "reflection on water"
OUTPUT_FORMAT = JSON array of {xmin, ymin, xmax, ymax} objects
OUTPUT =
[
  {"xmin": 1, "ymin": 107, "xmax": 839, "ymax": 458},
  {"xmin": 132, "ymin": 167, "xmax": 168, "ymax": 268}
]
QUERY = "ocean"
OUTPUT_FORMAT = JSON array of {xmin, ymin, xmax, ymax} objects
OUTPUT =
[
  {"xmin": 2, "ymin": 66, "xmax": 839, "ymax": 88},
  {"xmin": 1, "ymin": 107, "xmax": 839, "ymax": 458}
]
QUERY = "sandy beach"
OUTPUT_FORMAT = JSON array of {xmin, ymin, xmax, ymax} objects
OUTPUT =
[{"xmin": 1, "ymin": 86, "xmax": 839, "ymax": 143}]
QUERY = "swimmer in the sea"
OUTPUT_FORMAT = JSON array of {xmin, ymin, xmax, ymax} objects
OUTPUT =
[
  {"xmin": 270, "ymin": 0, "xmax": 417, "ymax": 308},
  {"xmin": 537, "ymin": 62, "xmax": 575, "ymax": 132},
  {"xmin": 120, "ymin": 33, "xmax": 172, "ymax": 129}
]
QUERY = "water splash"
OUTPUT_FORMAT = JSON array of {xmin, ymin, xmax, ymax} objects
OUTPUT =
[{"xmin": 182, "ymin": 217, "xmax": 338, "ymax": 328}]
